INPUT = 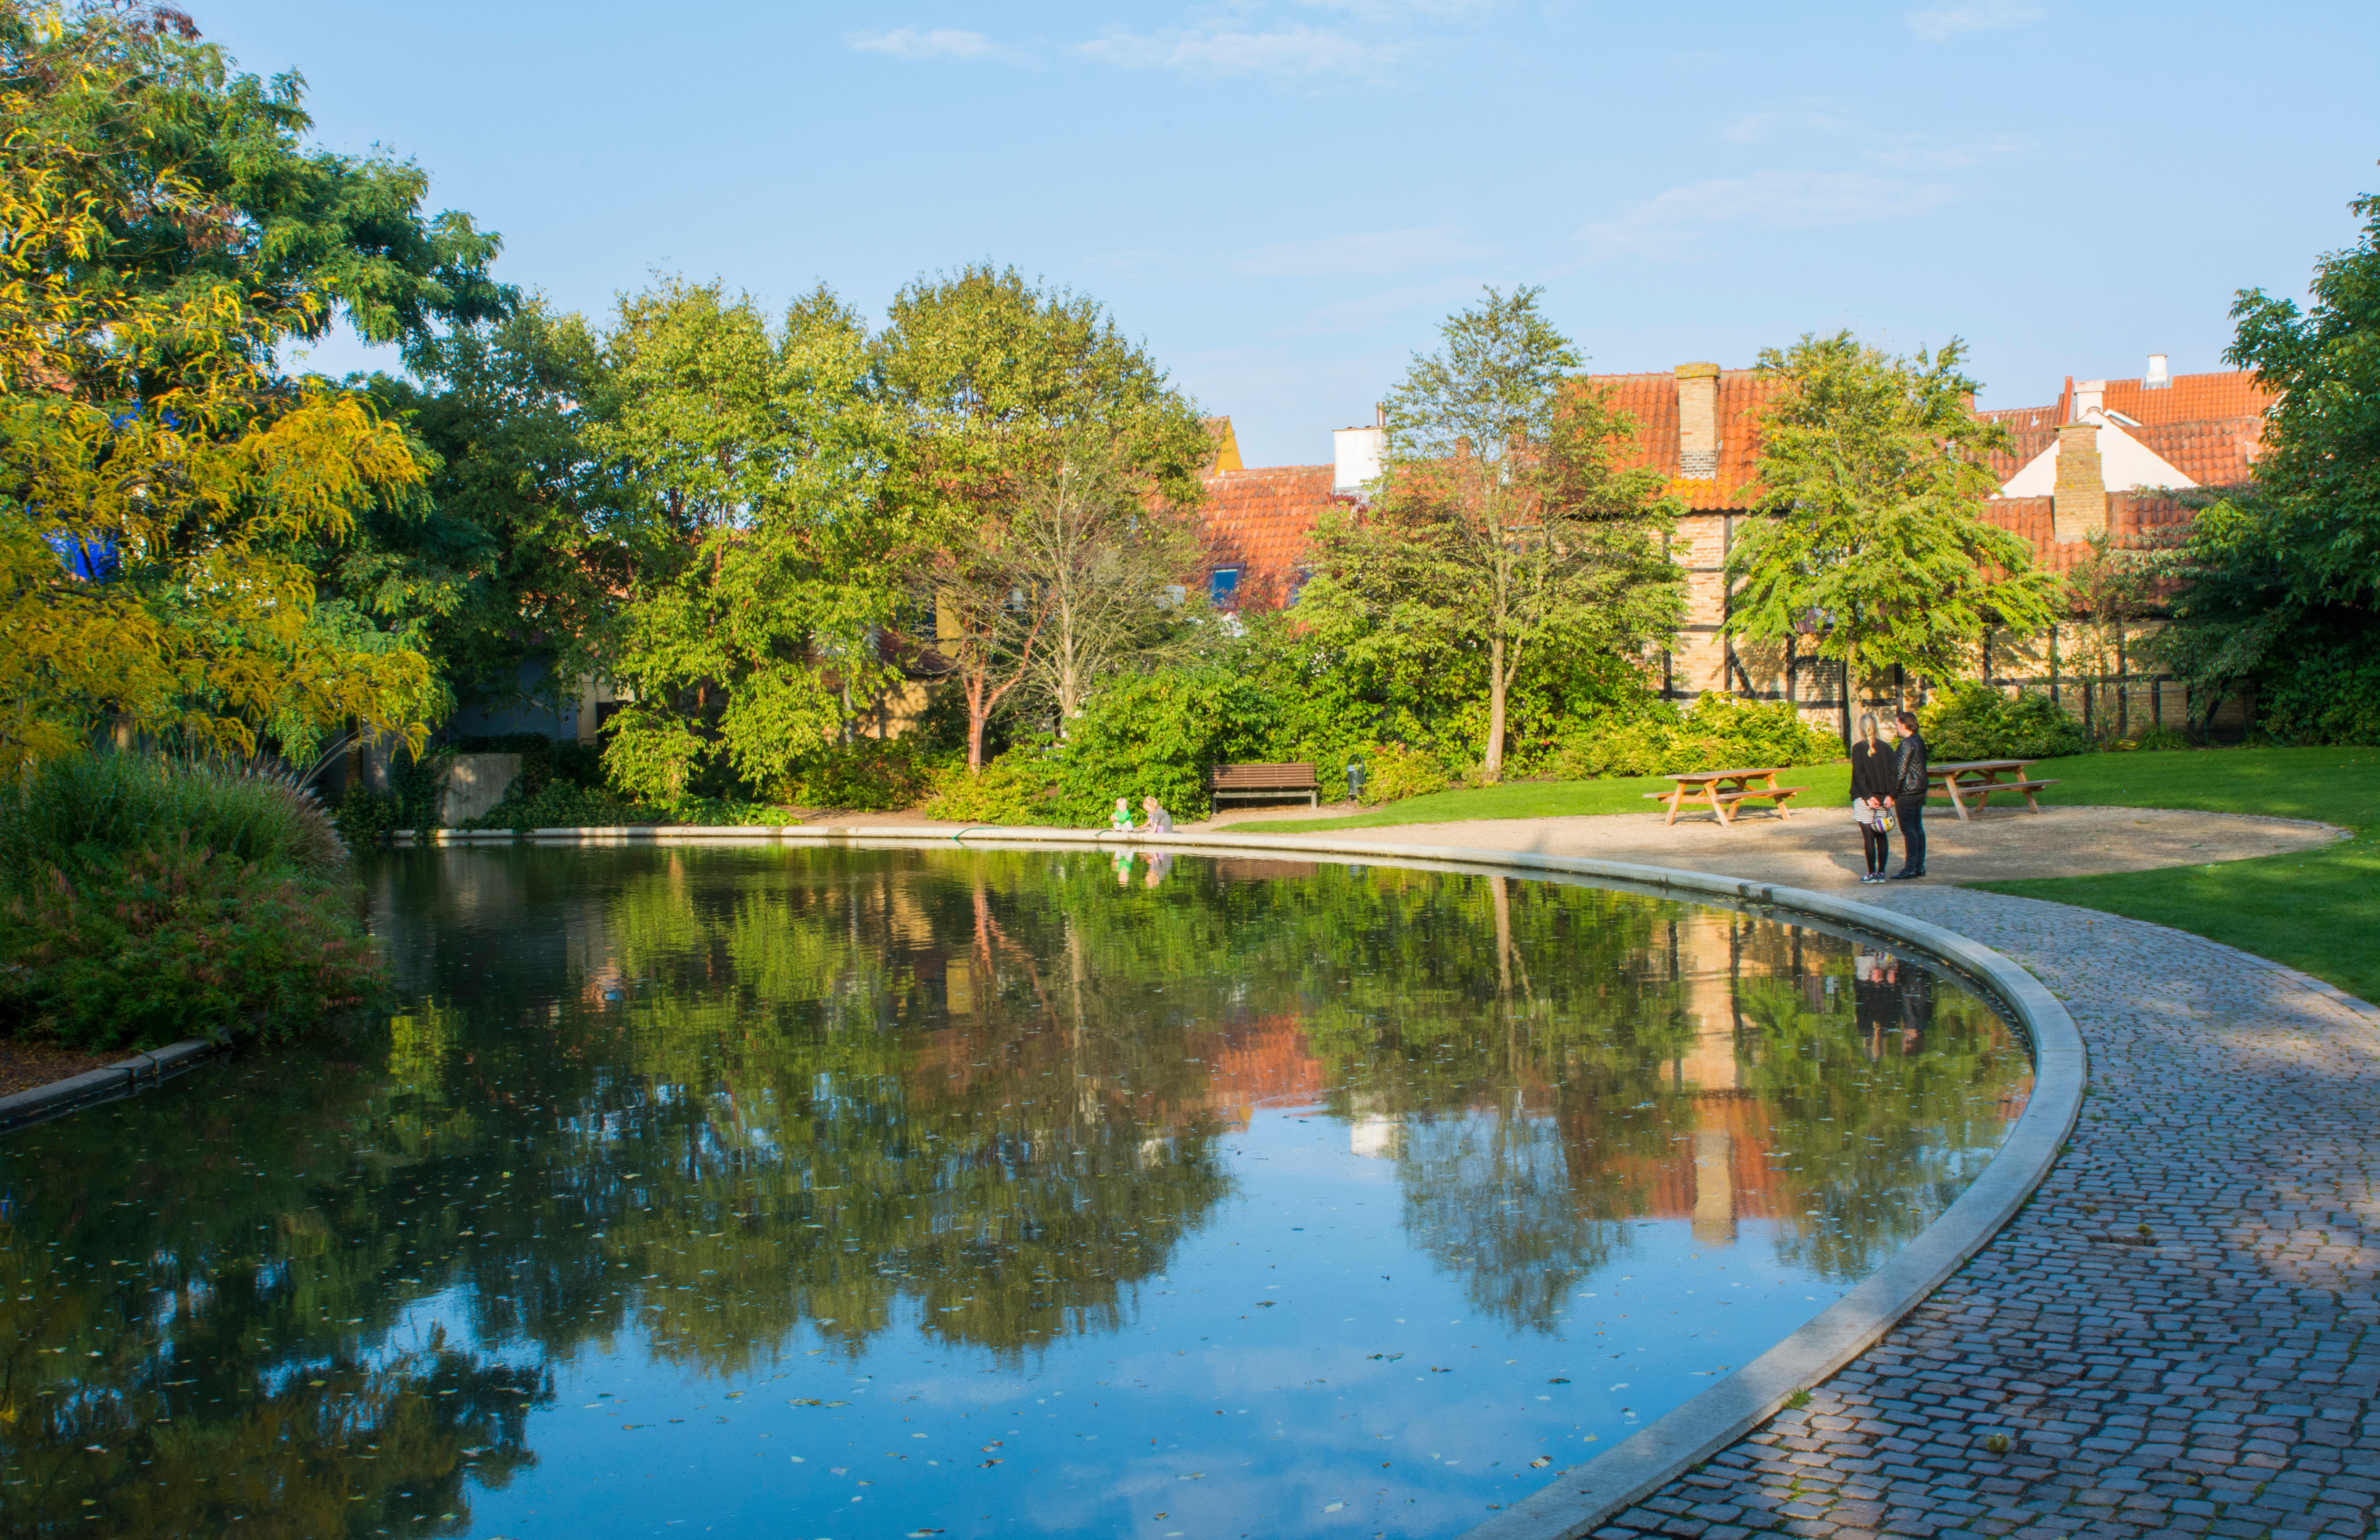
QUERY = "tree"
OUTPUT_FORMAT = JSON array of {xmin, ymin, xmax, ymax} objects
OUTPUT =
[
  {"xmin": 2144, "ymin": 183, "xmax": 2380, "ymax": 739},
  {"xmin": 344, "ymin": 300, "xmax": 621, "ymax": 723},
  {"xmin": 1007, "ymin": 429, "xmax": 1204, "ymax": 733},
  {"xmin": 589, "ymin": 279, "xmax": 905, "ymax": 801},
  {"xmin": 1723, "ymin": 332, "xmax": 2060, "ymax": 713},
  {"xmin": 1304, "ymin": 286, "xmax": 1683, "ymax": 783},
  {"xmin": 876, "ymin": 265, "xmax": 1210, "ymax": 770},
  {"xmin": 0, "ymin": 66, "xmax": 431, "ymax": 771},
  {"xmin": 1, "ymin": 1, "xmax": 513, "ymax": 362}
]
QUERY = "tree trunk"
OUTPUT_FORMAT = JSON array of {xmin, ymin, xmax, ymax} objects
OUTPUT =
[
  {"xmin": 966, "ymin": 669, "xmax": 989, "ymax": 771},
  {"xmin": 1483, "ymin": 635, "xmax": 1507, "ymax": 784}
]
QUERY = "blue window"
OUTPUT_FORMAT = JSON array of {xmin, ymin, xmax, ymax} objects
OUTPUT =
[{"xmin": 1208, "ymin": 567, "xmax": 1241, "ymax": 605}]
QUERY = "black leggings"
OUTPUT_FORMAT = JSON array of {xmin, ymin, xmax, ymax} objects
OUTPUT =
[
  {"xmin": 1896, "ymin": 796, "xmax": 1927, "ymax": 873},
  {"xmin": 1860, "ymin": 823, "xmax": 1891, "ymax": 875}
]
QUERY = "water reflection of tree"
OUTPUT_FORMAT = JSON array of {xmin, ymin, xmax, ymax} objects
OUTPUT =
[
  {"xmin": 0, "ymin": 1053, "xmax": 546, "ymax": 1538},
  {"xmin": 0, "ymin": 848, "xmax": 2035, "ymax": 1533}
]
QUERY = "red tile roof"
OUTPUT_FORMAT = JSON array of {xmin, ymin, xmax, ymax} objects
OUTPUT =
[
  {"xmin": 1587, "ymin": 370, "xmax": 1783, "ymax": 511},
  {"xmin": 2098, "ymin": 370, "xmax": 2275, "ymax": 428},
  {"xmin": 1198, "ymin": 464, "xmax": 1342, "ymax": 608}
]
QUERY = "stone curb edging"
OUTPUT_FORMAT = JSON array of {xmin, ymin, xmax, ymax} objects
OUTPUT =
[
  {"xmin": 394, "ymin": 822, "xmax": 2087, "ymax": 1540},
  {"xmin": 0, "ymin": 1038, "xmax": 216, "ymax": 1133}
]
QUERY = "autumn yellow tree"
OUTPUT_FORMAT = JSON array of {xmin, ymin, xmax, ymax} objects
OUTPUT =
[{"xmin": 0, "ymin": 29, "xmax": 431, "ymax": 772}]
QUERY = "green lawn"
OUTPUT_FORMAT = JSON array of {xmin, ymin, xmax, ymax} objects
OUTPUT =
[
  {"xmin": 1223, "ymin": 745, "xmax": 2380, "ymax": 1005},
  {"xmin": 1973, "ymin": 746, "xmax": 2380, "ymax": 1006}
]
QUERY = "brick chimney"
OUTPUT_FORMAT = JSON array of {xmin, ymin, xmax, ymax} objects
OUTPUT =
[
  {"xmin": 2053, "ymin": 421, "xmax": 2107, "ymax": 542},
  {"xmin": 1675, "ymin": 362, "xmax": 1720, "ymax": 479}
]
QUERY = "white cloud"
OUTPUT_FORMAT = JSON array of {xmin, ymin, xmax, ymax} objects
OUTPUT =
[
  {"xmin": 1579, "ymin": 171, "xmax": 1960, "ymax": 259},
  {"xmin": 1284, "ymin": 276, "xmax": 1482, "ymax": 335},
  {"xmin": 1079, "ymin": 24, "xmax": 1405, "ymax": 77},
  {"xmin": 1907, "ymin": 0, "xmax": 2044, "ymax": 42},
  {"xmin": 845, "ymin": 27, "xmax": 1030, "ymax": 63},
  {"xmin": 1722, "ymin": 109, "xmax": 1851, "ymax": 145},
  {"xmin": 1234, "ymin": 224, "xmax": 1496, "ymax": 277}
]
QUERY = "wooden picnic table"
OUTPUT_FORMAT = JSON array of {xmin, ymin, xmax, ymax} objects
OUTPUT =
[
  {"xmin": 1642, "ymin": 766, "xmax": 1806, "ymax": 827},
  {"xmin": 1927, "ymin": 758, "xmax": 2060, "ymax": 820}
]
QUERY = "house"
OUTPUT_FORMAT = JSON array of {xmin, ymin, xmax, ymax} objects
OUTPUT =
[{"xmin": 1198, "ymin": 356, "xmax": 2274, "ymax": 735}]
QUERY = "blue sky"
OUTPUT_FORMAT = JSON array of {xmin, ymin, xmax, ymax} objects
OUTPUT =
[{"xmin": 208, "ymin": 0, "xmax": 2378, "ymax": 467}]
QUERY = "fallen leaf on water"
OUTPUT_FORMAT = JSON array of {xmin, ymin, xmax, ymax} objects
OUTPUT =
[{"xmin": 1324, "ymin": 1501, "xmax": 1346, "ymax": 1512}]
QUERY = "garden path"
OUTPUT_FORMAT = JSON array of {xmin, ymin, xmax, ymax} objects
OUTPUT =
[
  {"xmin": 1197, "ymin": 804, "xmax": 2341, "ymax": 889},
  {"xmin": 1554, "ymin": 885, "xmax": 2380, "ymax": 1540}
]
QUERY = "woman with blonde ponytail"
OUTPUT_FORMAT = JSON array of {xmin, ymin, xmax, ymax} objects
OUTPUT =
[{"xmin": 1848, "ymin": 712, "xmax": 1895, "ymax": 883}]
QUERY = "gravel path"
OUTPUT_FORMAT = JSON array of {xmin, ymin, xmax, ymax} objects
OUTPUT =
[
  {"xmin": 1582, "ymin": 885, "xmax": 2380, "ymax": 1540},
  {"xmin": 1204, "ymin": 804, "xmax": 2343, "ymax": 890}
]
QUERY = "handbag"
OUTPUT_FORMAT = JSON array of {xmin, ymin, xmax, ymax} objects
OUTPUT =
[{"xmin": 1851, "ymin": 798, "xmax": 1895, "ymax": 833}]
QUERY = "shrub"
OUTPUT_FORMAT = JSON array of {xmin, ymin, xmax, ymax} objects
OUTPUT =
[
  {"xmin": 0, "ymin": 752, "xmax": 346, "ymax": 873},
  {"xmin": 776, "ymin": 740, "xmax": 935, "ymax": 812},
  {"xmin": 2255, "ymin": 640, "xmax": 2380, "ymax": 747},
  {"xmin": 1356, "ymin": 743, "xmax": 1453, "ymax": 805},
  {"xmin": 1549, "ymin": 694, "xmax": 1836, "ymax": 780},
  {"xmin": 462, "ymin": 778, "xmax": 647, "ymax": 833},
  {"xmin": 0, "ymin": 755, "xmax": 381, "ymax": 1051},
  {"xmin": 1919, "ymin": 683, "xmax": 2089, "ymax": 761},
  {"xmin": 2111, "ymin": 724, "xmax": 2190, "ymax": 752},
  {"xmin": 918, "ymin": 754, "xmax": 1065, "ymax": 825}
]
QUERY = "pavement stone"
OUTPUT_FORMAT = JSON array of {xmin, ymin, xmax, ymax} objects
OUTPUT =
[{"xmin": 1588, "ymin": 888, "xmax": 2380, "ymax": 1540}]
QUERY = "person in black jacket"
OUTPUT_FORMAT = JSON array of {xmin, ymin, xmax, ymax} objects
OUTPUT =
[
  {"xmin": 1890, "ymin": 709, "xmax": 1928, "ymax": 879},
  {"xmin": 1848, "ymin": 712, "xmax": 1896, "ymax": 883}
]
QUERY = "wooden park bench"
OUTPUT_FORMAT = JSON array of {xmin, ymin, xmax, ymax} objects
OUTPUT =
[
  {"xmin": 1642, "ymin": 766, "xmax": 1806, "ymax": 827},
  {"xmin": 1208, "ymin": 762, "xmax": 1320, "ymax": 815}
]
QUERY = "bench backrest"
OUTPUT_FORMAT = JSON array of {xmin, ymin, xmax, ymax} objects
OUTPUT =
[{"xmin": 1209, "ymin": 762, "xmax": 1318, "ymax": 790}]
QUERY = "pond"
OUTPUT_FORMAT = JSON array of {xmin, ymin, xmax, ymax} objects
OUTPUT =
[{"xmin": 0, "ymin": 845, "xmax": 2032, "ymax": 1540}]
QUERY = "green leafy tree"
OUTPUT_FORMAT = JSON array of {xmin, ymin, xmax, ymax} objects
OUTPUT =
[
  {"xmin": 1303, "ymin": 286, "xmax": 1683, "ymax": 783},
  {"xmin": 591, "ymin": 280, "xmax": 906, "ymax": 801},
  {"xmin": 1, "ymin": 1, "xmax": 513, "ymax": 360},
  {"xmin": 1723, "ymin": 332, "xmax": 2060, "ymax": 708},
  {"xmin": 339, "ymin": 300, "xmax": 619, "ymax": 728},
  {"xmin": 877, "ymin": 265, "xmax": 1211, "ymax": 770},
  {"xmin": 2145, "ymin": 184, "xmax": 2380, "ymax": 740},
  {"xmin": 0, "ymin": 68, "xmax": 432, "ymax": 770}
]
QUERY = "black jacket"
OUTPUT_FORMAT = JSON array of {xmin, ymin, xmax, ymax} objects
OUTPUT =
[
  {"xmin": 1849, "ymin": 740, "xmax": 1896, "ymax": 802},
  {"xmin": 1893, "ymin": 732, "xmax": 1929, "ymax": 799}
]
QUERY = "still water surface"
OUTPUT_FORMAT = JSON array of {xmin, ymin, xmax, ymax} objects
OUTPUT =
[{"xmin": 0, "ymin": 846, "xmax": 2031, "ymax": 1539}]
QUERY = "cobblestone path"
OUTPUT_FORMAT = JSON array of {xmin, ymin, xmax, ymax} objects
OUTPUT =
[{"xmin": 1593, "ymin": 888, "xmax": 2380, "ymax": 1540}]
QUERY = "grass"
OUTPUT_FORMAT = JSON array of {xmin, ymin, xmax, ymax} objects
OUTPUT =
[
  {"xmin": 1973, "ymin": 746, "xmax": 2380, "ymax": 1006},
  {"xmin": 1218, "ymin": 762, "xmax": 1853, "ymax": 834},
  {"xmin": 1226, "ymin": 743, "xmax": 2380, "ymax": 1006}
]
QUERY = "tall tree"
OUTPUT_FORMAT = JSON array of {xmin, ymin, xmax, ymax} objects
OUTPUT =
[
  {"xmin": 590, "ymin": 280, "xmax": 904, "ymax": 801},
  {"xmin": 1723, "ymin": 332, "xmax": 2059, "ymax": 709},
  {"xmin": 344, "ymin": 301, "xmax": 620, "ymax": 722},
  {"xmin": 876, "ymin": 265, "xmax": 1210, "ymax": 770},
  {"xmin": 1007, "ymin": 429, "xmax": 1203, "ymax": 733},
  {"xmin": 0, "ymin": 57, "xmax": 431, "ymax": 770},
  {"xmin": 1, "ymin": 1, "xmax": 513, "ymax": 361},
  {"xmin": 1304, "ymin": 286, "xmax": 1683, "ymax": 783},
  {"xmin": 2145, "ymin": 184, "xmax": 2380, "ymax": 737}
]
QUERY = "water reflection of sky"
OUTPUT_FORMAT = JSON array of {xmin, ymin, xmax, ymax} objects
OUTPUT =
[{"xmin": 0, "ymin": 848, "xmax": 2030, "ymax": 1539}]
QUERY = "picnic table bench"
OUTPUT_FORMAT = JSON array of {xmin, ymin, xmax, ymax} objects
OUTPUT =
[
  {"xmin": 1927, "ymin": 759, "xmax": 2059, "ymax": 820},
  {"xmin": 1642, "ymin": 766, "xmax": 1805, "ymax": 827},
  {"xmin": 1208, "ymin": 762, "xmax": 1319, "ymax": 814}
]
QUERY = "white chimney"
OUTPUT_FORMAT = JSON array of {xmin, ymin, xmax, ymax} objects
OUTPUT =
[
  {"xmin": 2144, "ymin": 353, "xmax": 2171, "ymax": 389},
  {"xmin": 2071, "ymin": 379, "xmax": 2108, "ymax": 420},
  {"xmin": 1333, "ymin": 417, "xmax": 1383, "ymax": 495}
]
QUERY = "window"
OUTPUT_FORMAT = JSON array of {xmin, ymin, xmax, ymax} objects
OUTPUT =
[{"xmin": 1208, "ymin": 567, "xmax": 1241, "ymax": 606}]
